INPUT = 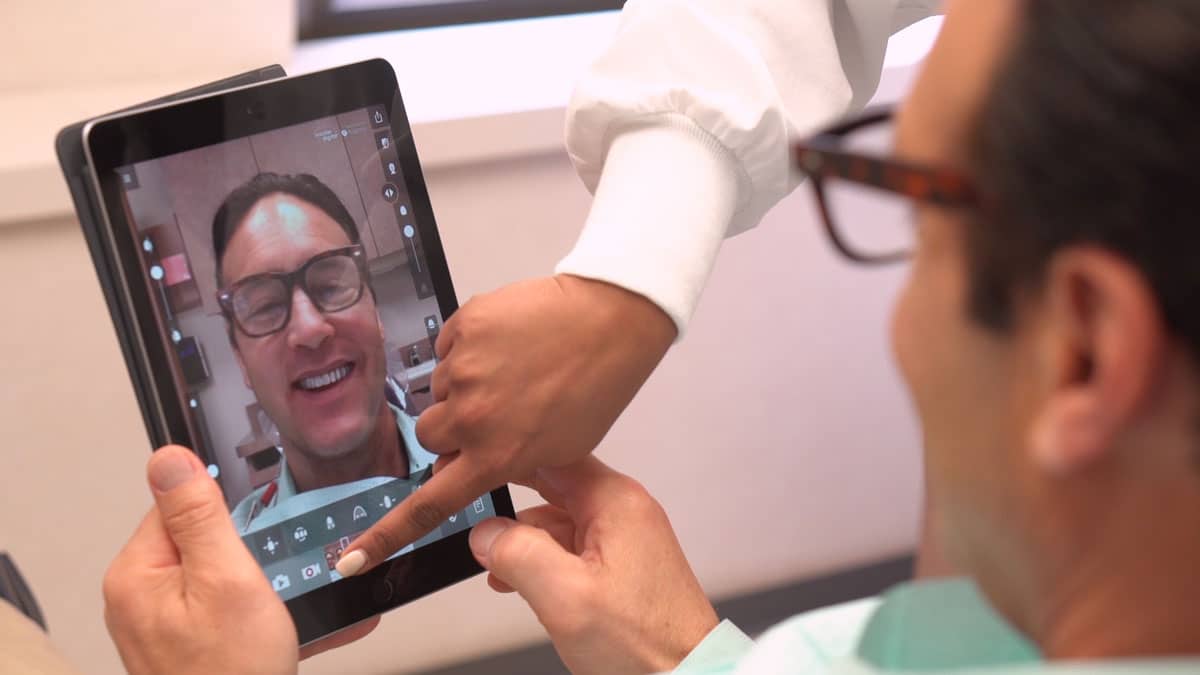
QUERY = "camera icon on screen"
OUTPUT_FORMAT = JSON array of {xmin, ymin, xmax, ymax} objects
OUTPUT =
[{"xmin": 272, "ymin": 574, "xmax": 291, "ymax": 591}]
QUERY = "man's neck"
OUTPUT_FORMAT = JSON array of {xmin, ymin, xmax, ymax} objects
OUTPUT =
[
  {"xmin": 284, "ymin": 406, "xmax": 408, "ymax": 492},
  {"xmin": 1025, "ymin": 478, "xmax": 1200, "ymax": 658}
]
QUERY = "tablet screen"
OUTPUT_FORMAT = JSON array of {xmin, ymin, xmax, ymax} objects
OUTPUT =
[{"xmin": 111, "ymin": 103, "xmax": 498, "ymax": 602}]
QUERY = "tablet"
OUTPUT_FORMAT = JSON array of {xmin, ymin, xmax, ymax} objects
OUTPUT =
[{"xmin": 58, "ymin": 59, "xmax": 515, "ymax": 644}]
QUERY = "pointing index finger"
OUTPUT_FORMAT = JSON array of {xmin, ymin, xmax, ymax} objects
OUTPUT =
[{"xmin": 335, "ymin": 457, "xmax": 498, "ymax": 577}]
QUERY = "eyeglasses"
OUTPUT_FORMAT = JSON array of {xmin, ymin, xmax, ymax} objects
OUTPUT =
[
  {"xmin": 792, "ymin": 106, "xmax": 979, "ymax": 264},
  {"xmin": 218, "ymin": 245, "xmax": 369, "ymax": 338}
]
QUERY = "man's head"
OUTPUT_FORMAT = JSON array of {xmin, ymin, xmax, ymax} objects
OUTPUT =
[
  {"xmin": 891, "ymin": 0, "xmax": 1200, "ymax": 651},
  {"xmin": 213, "ymin": 173, "xmax": 389, "ymax": 464}
]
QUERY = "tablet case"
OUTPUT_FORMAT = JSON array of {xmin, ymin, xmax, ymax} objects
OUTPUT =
[
  {"xmin": 0, "ymin": 553, "xmax": 44, "ymax": 631},
  {"xmin": 54, "ymin": 65, "xmax": 287, "ymax": 445}
]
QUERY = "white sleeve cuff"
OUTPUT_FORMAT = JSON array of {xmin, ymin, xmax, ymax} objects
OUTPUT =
[{"xmin": 555, "ymin": 115, "xmax": 740, "ymax": 337}]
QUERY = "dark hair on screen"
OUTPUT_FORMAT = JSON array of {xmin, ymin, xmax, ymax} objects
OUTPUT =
[
  {"xmin": 211, "ymin": 172, "xmax": 361, "ymax": 286},
  {"xmin": 964, "ymin": 1, "xmax": 1200, "ymax": 358}
]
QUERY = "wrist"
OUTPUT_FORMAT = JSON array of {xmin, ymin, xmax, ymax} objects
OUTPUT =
[
  {"xmin": 555, "ymin": 273, "xmax": 677, "ymax": 351},
  {"xmin": 647, "ymin": 609, "xmax": 720, "ymax": 672}
]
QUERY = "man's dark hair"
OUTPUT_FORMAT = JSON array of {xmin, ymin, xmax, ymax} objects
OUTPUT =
[
  {"xmin": 212, "ymin": 172, "xmax": 360, "ymax": 286},
  {"xmin": 964, "ymin": 1, "xmax": 1200, "ymax": 357}
]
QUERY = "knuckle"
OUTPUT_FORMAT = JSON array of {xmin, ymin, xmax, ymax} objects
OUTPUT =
[
  {"xmin": 414, "ymin": 414, "xmax": 440, "ymax": 447},
  {"xmin": 444, "ymin": 359, "xmax": 470, "ymax": 389},
  {"xmin": 488, "ymin": 527, "xmax": 538, "ymax": 569},
  {"xmin": 101, "ymin": 565, "xmax": 131, "ymax": 610},
  {"xmin": 614, "ymin": 476, "xmax": 665, "ymax": 519},
  {"xmin": 452, "ymin": 306, "xmax": 484, "ymax": 340}
]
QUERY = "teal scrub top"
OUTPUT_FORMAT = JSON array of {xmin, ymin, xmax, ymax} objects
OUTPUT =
[{"xmin": 672, "ymin": 578, "xmax": 1200, "ymax": 674}]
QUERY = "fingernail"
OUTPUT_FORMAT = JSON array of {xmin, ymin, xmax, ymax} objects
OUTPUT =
[
  {"xmin": 149, "ymin": 450, "xmax": 197, "ymax": 493},
  {"xmin": 336, "ymin": 549, "xmax": 367, "ymax": 577},
  {"xmin": 469, "ymin": 518, "xmax": 512, "ymax": 562}
]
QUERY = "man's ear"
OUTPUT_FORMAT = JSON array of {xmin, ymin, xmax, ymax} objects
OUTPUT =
[{"xmin": 1027, "ymin": 246, "xmax": 1167, "ymax": 475}]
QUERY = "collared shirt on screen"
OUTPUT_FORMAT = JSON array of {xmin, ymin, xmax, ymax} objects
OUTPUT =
[{"xmin": 231, "ymin": 403, "xmax": 438, "ymax": 534}]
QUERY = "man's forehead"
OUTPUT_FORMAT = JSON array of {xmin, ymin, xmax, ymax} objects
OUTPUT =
[
  {"xmin": 240, "ymin": 193, "xmax": 344, "ymax": 240},
  {"xmin": 223, "ymin": 192, "xmax": 352, "ymax": 278}
]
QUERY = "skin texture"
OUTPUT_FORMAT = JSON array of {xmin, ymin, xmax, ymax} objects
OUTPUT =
[
  {"xmin": 103, "ymin": 446, "xmax": 379, "ymax": 675},
  {"xmin": 221, "ymin": 194, "xmax": 406, "ymax": 491}
]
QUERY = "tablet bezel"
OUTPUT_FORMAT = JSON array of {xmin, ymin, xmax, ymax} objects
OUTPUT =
[{"xmin": 80, "ymin": 59, "xmax": 515, "ymax": 644}]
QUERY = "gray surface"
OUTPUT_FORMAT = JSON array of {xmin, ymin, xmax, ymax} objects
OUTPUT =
[{"xmin": 421, "ymin": 554, "xmax": 915, "ymax": 675}]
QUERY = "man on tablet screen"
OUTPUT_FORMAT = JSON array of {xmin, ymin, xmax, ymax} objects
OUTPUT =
[{"xmin": 213, "ymin": 172, "xmax": 437, "ymax": 533}]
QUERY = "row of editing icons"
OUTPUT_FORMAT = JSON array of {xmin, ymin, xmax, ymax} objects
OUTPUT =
[
  {"xmin": 369, "ymin": 106, "xmax": 436, "ymax": 299},
  {"xmin": 371, "ymin": 105, "xmax": 405, "ymax": 210},
  {"xmin": 258, "ymin": 494, "xmax": 490, "ymax": 562},
  {"xmin": 264, "ymin": 495, "xmax": 490, "ymax": 596},
  {"xmin": 270, "ymin": 554, "xmax": 331, "ymax": 593}
]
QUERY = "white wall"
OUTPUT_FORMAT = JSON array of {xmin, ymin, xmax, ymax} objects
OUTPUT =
[{"xmin": 0, "ymin": 1, "xmax": 293, "ymax": 91}]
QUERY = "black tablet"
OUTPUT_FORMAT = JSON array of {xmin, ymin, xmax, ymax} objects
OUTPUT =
[{"xmin": 57, "ymin": 59, "xmax": 514, "ymax": 644}]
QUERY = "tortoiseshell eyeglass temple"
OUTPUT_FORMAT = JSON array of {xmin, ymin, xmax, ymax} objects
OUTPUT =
[{"xmin": 792, "ymin": 106, "xmax": 979, "ymax": 264}]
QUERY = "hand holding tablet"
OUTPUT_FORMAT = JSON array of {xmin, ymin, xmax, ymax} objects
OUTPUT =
[
  {"xmin": 104, "ymin": 446, "xmax": 379, "ymax": 675},
  {"xmin": 57, "ymin": 59, "xmax": 514, "ymax": 644}
]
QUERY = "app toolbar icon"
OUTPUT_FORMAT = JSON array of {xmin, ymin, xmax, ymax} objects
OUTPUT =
[
  {"xmin": 294, "ymin": 526, "xmax": 308, "ymax": 543},
  {"xmin": 262, "ymin": 536, "xmax": 280, "ymax": 556},
  {"xmin": 326, "ymin": 516, "xmax": 336, "ymax": 530},
  {"xmin": 353, "ymin": 505, "xmax": 368, "ymax": 521},
  {"xmin": 272, "ymin": 574, "xmax": 291, "ymax": 591},
  {"xmin": 301, "ymin": 563, "xmax": 321, "ymax": 581}
]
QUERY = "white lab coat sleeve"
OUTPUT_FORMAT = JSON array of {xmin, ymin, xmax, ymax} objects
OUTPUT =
[{"xmin": 556, "ymin": 0, "xmax": 943, "ymax": 334}]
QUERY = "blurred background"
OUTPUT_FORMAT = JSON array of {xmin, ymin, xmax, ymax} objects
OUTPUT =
[{"xmin": 0, "ymin": 2, "xmax": 941, "ymax": 673}]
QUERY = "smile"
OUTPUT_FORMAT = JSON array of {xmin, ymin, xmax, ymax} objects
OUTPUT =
[{"xmin": 295, "ymin": 363, "xmax": 354, "ymax": 392}]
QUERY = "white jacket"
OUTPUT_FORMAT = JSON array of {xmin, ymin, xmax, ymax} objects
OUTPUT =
[{"xmin": 556, "ymin": 0, "xmax": 943, "ymax": 333}]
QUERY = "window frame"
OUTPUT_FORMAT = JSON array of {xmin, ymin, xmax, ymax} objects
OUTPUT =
[{"xmin": 299, "ymin": 0, "xmax": 625, "ymax": 40}]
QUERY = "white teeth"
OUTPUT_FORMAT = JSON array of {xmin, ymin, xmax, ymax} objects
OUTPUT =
[{"xmin": 299, "ymin": 365, "xmax": 351, "ymax": 391}]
